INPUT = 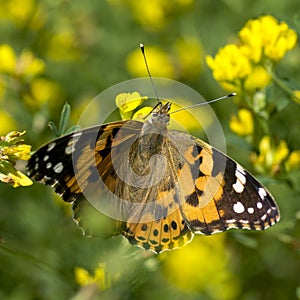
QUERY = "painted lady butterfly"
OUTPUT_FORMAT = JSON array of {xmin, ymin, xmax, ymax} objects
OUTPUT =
[{"xmin": 27, "ymin": 99, "xmax": 280, "ymax": 253}]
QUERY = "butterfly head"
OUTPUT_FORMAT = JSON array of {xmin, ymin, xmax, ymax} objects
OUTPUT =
[{"xmin": 147, "ymin": 102, "xmax": 171, "ymax": 128}]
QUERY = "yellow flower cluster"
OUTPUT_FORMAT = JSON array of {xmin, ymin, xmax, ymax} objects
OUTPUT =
[
  {"xmin": 74, "ymin": 263, "xmax": 110, "ymax": 290},
  {"xmin": 206, "ymin": 15, "xmax": 297, "ymax": 93},
  {"xmin": 161, "ymin": 235, "xmax": 239, "ymax": 298},
  {"xmin": 0, "ymin": 0, "xmax": 44, "ymax": 29},
  {"xmin": 126, "ymin": 38, "xmax": 203, "ymax": 81},
  {"xmin": 292, "ymin": 90, "xmax": 300, "ymax": 104},
  {"xmin": 115, "ymin": 92, "xmax": 150, "ymax": 120},
  {"xmin": 0, "ymin": 131, "xmax": 32, "ymax": 188},
  {"xmin": 126, "ymin": 46, "xmax": 175, "ymax": 78},
  {"xmin": 251, "ymin": 136, "xmax": 300, "ymax": 175},
  {"xmin": 109, "ymin": 0, "xmax": 194, "ymax": 31},
  {"xmin": 0, "ymin": 44, "xmax": 45, "ymax": 79},
  {"xmin": 0, "ymin": 44, "xmax": 63, "ymax": 113},
  {"xmin": 229, "ymin": 108, "xmax": 254, "ymax": 137},
  {"xmin": 239, "ymin": 16, "xmax": 297, "ymax": 62},
  {"xmin": 46, "ymin": 31, "xmax": 79, "ymax": 61}
]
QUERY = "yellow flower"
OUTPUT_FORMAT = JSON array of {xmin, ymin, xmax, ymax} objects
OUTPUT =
[
  {"xmin": 207, "ymin": 15, "xmax": 297, "ymax": 95},
  {"xmin": 251, "ymin": 136, "xmax": 290, "ymax": 175},
  {"xmin": 229, "ymin": 109, "xmax": 254, "ymax": 136},
  {"xmin": 109, "ymin": 0, "xmax": 194, "ymax": 31},
  {"xmin": 132, "ymin": 106, "xmax": 153, "ymax": 120},
  {"xmin": 0, "ymin": 111, "xmax": 17, "ymax": 134},
  {"xmin": 173, "ymin": 37, "xmax": 203, "ymax": 80},
  {"xmin": 285, "ymin": 150, "xmax": 300, "ymax": 171},
  {"xmin": 0, "ymin": 131, "xmax": 31, "ymax": 160},
  {"xmin": 115, "ymin": 92, "xmax": 148, "ymax": 120},
  {"xmin": 274, "ymin": 140, "xmax": 289, "ymax": 164},
  {"xmin": 126, "ymin": 46, "xmax": 175, "ymax": 78},
  {"xmin": 0, "ymin": 164, "xmax": 32, "ymax": 188},
  {"xmin": 2, "ymin": 144, "xmax": 31, "ymax": 161},
  {"xmin": 239, "ymin": 15, "xmax": 297, "ymax": 62},
  {"xmin": 0, "ymin": 44, "xmax": 16, "ymax": 74},
  {"xmin": 244, "ymin": 65, "xmax": 271, "ymax": 92},
  {"xmin": 29, "ymin": 78, "xmax": 61, "ymax": 106},
  {"xmin": 292, "ymin": 90, "xmax": 300, "ymax": 104},
  {"xmin": 74, "ymin": 267, "xmax": 94, "ymax": 286},
  {"xmin": 6, "ymin": 0, "xmax": 35, "ymax": 25},
  {"xmin": 129, "ymin": 0, "xmax": 167, "ymax": 30},
  {"xmin": 75, "ymin": 263, "xmax": 110, "ymax": 290},
  {"xmin": 46, "ymin": 31, "xmax": 79, "ymax": 61},
  {"xmin": 206, "ymin": 44, "xmax": 252, "ymax": 92},
  {"xmin": 0, "ymin": 131, "xmax": 33, "ymax": 187},
  {"xmin": 0, "ymin": 45, "xmax": 45, "ymax": 79},
  {"xmin": 16, "ymin": 50, "xmax": 45, "ymax": 78},
  {"xmin": 161, "ymin": 235, "xmax": 239, "ymax": 299},
  {"xmin": 4, "ymin": 0, "xmax": 45, "ymax": 30},
  {"xmin": 115, "ymin": 92, "xmax": 144, "ymax": 113}
]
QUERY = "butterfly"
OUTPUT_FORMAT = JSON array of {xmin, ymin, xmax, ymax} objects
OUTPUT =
[{"xmin": 27, "ymin": 100, "xmax": 280, "ymax": 253}]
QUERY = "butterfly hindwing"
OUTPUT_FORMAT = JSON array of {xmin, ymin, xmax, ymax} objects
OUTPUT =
[{"xmin": 123, "ymin": 209, "xmax": 193, "ymax": 253}]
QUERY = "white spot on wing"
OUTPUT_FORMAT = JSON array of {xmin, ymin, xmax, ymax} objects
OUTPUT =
[
  {"xmin": 233, "ymin": 202, "xmax": 245, "ymax": 214},
  {"xmin": 232, "ymin": 164, "xmax": 246, "ymax": 193},
  {"xmin": 261, "ymin": 214, "xmax": 267, "ymax": 221},
  {"xmin": 53, "ymin": 162, "xmax": 64, "ymax": 173},
  {"xmin": 233, "ymin": 180, "xmax": 244, "ymax": 193},
  {"xmin": 65, "ymin": 139, "xmax": 78, "ymax": 155},
  {"xmin": 225, "ymin": 219, "xmax": 237, "ymax": 224},
  {"xmin": 248, "ymin": 207, "xmax": 254, "ymax": 214},
  {"xmin": 239, "ymin": 219, "xmax": 250, "ymax": 224},
  {"xmin": 72, "ymin": 131, "xmax": 82, "ymax": 137},
  {"xmin": 65, "ymin": 135, "xmax": 81, "ymax": 155},
  {"xmin": 257, "ymin": 201, "xmax": 263, "ymax": 209},
  {"xmin": 258, "ymin": 187, "xmax": 267, "ymax": 200},
  {"xmin": 47, "ymin": 142, "xmax": 56, "ymax": 152},
  {"xmin": 236, "ymin": 165, "xmax": 246, "ymax": 183},
  {"xmin": 46, "ymin": 162, "xmax": 52, "ymax": 169},
  {"xmin": 43, "ymin": 155, "xmax": 49, "ymax": 161},
  {"xmin": 65, "ymin": 144, "xmax": 75, "ymax": 155}
]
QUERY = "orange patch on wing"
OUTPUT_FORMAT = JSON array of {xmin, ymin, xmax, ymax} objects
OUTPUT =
[
  {"xmin": 195, "ymin": 175, "xmax": 208, "ymax": 191},
  {"xmin": 125, "ymin": 209, "xmax": 193, "ymax": 253},
  {"xmin": 177, "ymin": 163, "xmax": 195, "ymax": 197},
  {"xmin": 200, "ymin": 198, "xmax": 222, "ymax": 224},
  {"xmin": 199, "ymin": 148, "xmax": 213, "ymax": 175},
  {"xmin": 183, "ymin": 146, "xmax": 201, "ymax": 165},
  {"xmin": 198, "ymin": 174, "xmax": 224, "ymax": 208},
  {"xmin": 181, "ymin": 203, "xmax": 205, "ymax": 223}
]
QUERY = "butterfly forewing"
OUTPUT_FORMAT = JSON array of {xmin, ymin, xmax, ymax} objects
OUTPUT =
[{"xmin": 177, "ymin": 137, "xmax": 280, "ymax": 235}]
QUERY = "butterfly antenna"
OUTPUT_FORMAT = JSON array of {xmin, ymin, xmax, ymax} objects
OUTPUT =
[
  {"xmin": 140, "ymin": 43, "xmax": 160, "ymax": 103},
  {"xmin": 169, "ymin": 93, "xmax": 237, "ymax": 114}
]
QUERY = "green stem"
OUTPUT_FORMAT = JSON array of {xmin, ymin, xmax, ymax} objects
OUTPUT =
[
  {"xmin": 243, "ymin": 93, "xmax": 270, "ymax": 138},
  {"xmin": 269, "ymin": 72, "xmax": 294, "ymax": 96}
]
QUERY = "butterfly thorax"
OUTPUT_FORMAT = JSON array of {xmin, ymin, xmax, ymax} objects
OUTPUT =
[{"xmin": 129, "ymin": 102, "xmax": 171, "ymax": 176}]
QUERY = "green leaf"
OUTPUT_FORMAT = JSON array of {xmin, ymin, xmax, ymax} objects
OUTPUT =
[
  {"xmin": 48, "ymin": 103, "xmax": 79, "ymax": 137},
  {"xmin": 58, "ymin": 102, "xmax": 71, "ymax": 136},
  {"xmin": 48, "ymin": 121, "xmax": 59, "ymax": 137}
]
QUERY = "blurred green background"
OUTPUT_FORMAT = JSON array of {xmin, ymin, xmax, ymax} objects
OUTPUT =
[{"xmin": 1, "ymin": 0, "xmax": 300, "ymax": 299}]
